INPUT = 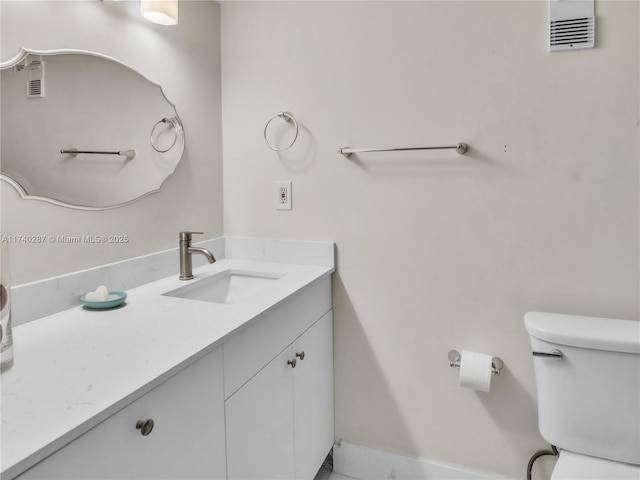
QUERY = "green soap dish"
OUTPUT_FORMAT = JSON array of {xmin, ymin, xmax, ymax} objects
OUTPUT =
[{"xmin": 81, "ymin": 291, "xmax": 127, "ymax": 309}]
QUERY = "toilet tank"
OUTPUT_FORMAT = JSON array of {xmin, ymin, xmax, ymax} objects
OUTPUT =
[{"xmin": 525, "ymin": 312, "xmax": 640, "ymax": 465}]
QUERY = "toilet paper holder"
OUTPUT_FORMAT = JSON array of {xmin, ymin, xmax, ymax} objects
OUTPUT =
[{"xmin": 448, "ymin": 349, "xmax": 504, "ymax": 376}]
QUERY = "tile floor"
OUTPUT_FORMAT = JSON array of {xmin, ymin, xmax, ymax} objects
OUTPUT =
[
  {"xmin": 314, "ymin": 466, "xmax": 354, "ymax": 480},
  {"xmin": 328, "ymin": 474, "xmax": 354, "ymax": 480}
]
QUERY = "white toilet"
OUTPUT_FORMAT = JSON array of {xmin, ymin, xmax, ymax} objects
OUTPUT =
[{"xmin": 525, "ymin": 312, "xmax": 640, "ymax": 480}]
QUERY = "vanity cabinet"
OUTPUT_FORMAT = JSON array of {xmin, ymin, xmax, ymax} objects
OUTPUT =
[
  {"xmin": 16, "ymin": 347, "xmax": 226, "ymax": 480},
  {"xmin": 7, "ymin": 271, "xmax": 334, "ymax": 480},
  {"xmin": 225, "ymin": 310, "xmax": 334, "ymax": 480}
]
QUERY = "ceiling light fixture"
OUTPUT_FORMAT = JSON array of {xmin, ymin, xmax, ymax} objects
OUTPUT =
[{"xmin": 141, "ymin": 0, "xmax": 178, "ymax": 26}]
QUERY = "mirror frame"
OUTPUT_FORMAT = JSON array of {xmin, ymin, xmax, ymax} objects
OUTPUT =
[{"xmin": 1, "ymin": 47, "xmax": 185, "ymax": 210}]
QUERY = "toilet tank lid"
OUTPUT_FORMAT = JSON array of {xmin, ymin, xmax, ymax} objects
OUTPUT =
[{"xmin": 525, "ymin": 312, "xmax": 640, "ymax": 354}]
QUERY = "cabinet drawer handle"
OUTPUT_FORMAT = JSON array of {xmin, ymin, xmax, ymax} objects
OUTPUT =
[
  {"xmin": 136, "ymin": 419, "xmax": 154, "ymax": 436},
  {"xmin": 287, "ymin": 358, "xmax": 297, "ymax": 368},
  {"xmin": 296, "ymin": 351, "xmax": 305, "ymax": 361}
]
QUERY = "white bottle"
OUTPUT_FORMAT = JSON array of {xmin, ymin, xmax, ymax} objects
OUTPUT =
[{"xmin": 1, "ymin": 241, "xmax": 14, "ymax": 373}]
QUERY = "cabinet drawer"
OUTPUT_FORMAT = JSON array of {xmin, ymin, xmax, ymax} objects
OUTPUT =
[
  {"xmin": 223, "ymin": 275, "xmax": 331, "ymax": 399},
  {"xmin": 17, "ymin": 348, "xmax": 226, "ymax": 480}
]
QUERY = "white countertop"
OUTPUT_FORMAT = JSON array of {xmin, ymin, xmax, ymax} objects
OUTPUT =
[{"xmin": 1, "ymin": 258, "xmax": 333, "ymax": 479}]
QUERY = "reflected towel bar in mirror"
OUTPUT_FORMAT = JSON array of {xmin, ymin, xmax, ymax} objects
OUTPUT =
[
  {"xmin": 338, "ymin": 143, "xmax": 468, "ymax": 158},
  {"xmin": 60, "ymin": 148, "xmax": 136, "ymax": 159}
]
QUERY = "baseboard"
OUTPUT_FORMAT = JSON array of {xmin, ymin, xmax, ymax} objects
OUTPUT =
[{"xmin": 332, "ymin": 441, "xmax": 515, "ymax": 480}]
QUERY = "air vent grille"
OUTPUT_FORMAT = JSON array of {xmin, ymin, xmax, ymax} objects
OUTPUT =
[
  {"xmin": 550, "ymin": 16, "xmax": 594, "ymax": 51},
  {"xmin": 28, "ymin": 79, "xmax": 42, "ymax": 97},
  {"xmin": 26, "ymin": 60, "xmax": 45, "ymax": 98}
]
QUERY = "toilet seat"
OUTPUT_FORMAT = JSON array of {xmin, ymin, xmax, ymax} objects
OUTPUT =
[{"xmin": 552, "ymin": 450, "xmax": 640, "ymax": 480}]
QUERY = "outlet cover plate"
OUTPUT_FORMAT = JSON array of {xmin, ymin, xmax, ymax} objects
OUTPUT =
[{"xmin": 275, "ymin": 181, "xmax": 292, "ymax": 210}]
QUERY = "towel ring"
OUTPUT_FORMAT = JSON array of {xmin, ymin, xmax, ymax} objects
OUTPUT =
[
  {"xmin": 264, "ymin": 111, "xmax": 298, "ymax": 151},
  {"xmin": 150, "ymin": 117, "xmax": 179, "ymax": 153}
]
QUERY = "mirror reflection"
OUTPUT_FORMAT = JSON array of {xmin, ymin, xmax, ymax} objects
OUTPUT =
[{"xmin": 1, "ymin": 49, "xmax": 185, "ymax": 209}]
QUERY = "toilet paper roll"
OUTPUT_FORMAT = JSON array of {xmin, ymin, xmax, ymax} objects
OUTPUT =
[{"xmin": 459, "ymin": 350, "xmax": 493, "ymax": 392}]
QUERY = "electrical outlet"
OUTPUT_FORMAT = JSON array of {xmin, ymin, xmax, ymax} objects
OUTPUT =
[{"xmin": 275, "ymin": 181, "xmax": 292, "ymax": 210}]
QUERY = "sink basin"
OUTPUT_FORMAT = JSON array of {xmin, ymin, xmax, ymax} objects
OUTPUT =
[{"xmin": 162, "ymin": 269, "xmax": 284, "ymax": 304}]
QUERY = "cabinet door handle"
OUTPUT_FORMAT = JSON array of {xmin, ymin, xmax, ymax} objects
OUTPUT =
[
  {"xmin": 287, "ymin": 358, "xmax": 297, "ymax": 368},
  {"xmin": 135, "ymin": 419, "xmax": 154, "ymax": 436},
  {"xmin": 296, "ymin": 351, "xmax": 305, "ymax": 361}
]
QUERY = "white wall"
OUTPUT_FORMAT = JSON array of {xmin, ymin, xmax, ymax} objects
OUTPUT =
[
  {"xmin": 220, "ymin": 1, "xmax": 639, "ymax": 478},
  {"xmin": 1, "ymin": 0, "xmax": 223, "ymax": 285}
]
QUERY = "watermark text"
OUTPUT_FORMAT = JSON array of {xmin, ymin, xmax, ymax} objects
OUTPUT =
[{"xmin": 1, "ymin": 234, "xmax": 130, "ymax": 245}]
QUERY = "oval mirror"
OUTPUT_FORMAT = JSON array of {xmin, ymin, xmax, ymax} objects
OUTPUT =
[{"xmin": 1, "ymin": 48, "xmax": 185, "ymax": 210}]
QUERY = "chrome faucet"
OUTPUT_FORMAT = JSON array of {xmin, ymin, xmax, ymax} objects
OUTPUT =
[{"xmin": 179, "ymin": 231, "xmax": 215, "ymax": 280}]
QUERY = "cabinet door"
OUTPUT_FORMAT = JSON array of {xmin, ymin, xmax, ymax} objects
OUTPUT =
[
  {"xmin": 293, "ymin": 311, "xmax": 334, "ymax": 480},
  {"xmin": 223, "ymin": 276, "xmax": 332, "ymax": 400},
  {"xmin": 225, "ymin": 347, "xmax": 295, "ymax": 480},
  {"xmin": 17, "ymin": 348, "xmax": 226, "ymax": 480}
]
